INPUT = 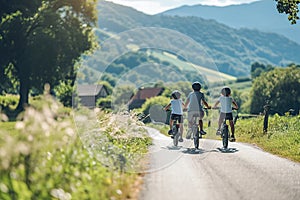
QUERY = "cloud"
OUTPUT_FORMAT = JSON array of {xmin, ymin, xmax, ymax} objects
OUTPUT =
[{"xmin": 105, "ymin": 0, "xmax": 260, "ymax": 14}]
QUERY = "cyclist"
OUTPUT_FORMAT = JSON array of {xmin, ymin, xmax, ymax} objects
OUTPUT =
[
  {"xmin": 164, "ymin": 90, "xmax": 184, "ymax": 142},
  {"xmin": 184, "ymin": 82, "xmax": 211, "ymax": 139},
  {"xmin": 213, "ymin": 86, "xmax": 238, "ymax": 142}
]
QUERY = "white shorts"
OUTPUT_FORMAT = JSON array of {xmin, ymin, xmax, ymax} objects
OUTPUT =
[{"xmin": 188, "ymin": 110, "xmax": 204, "ymax": 122}]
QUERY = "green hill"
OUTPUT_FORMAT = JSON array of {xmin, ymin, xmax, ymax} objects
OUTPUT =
[{"xmin": 95, "ymin": 1, "xmax": 300, "ymax": 77}]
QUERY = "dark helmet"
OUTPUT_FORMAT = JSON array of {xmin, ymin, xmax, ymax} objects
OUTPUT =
[
  {"xmin": 192, "ymin": 81, "xmax": 201, "ymax": 91},
  {"xmin": 221, "ymin": 87, "xmax": 231, "ymax": 96},
  {"xmin": 171, "ymin": 90, "xmax": 181, "ymax": 99}
]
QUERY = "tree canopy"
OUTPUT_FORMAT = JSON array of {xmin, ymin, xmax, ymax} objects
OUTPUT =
[
  {"xmin": 0, "ymin": 0, "xmax": 98, "ymax": 110},
  {"xmin": 250, "ymin": 62, "xmax": 274, "ymax": 80},
  {"xmin": 275, "ymin": 0, "xmax": 300, "ymax": 24},
  {"xmin": 250, "ymin": 64, "xmax": 300, "ymax": 115}
]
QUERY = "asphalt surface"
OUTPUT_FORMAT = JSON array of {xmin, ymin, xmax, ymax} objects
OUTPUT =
[{"xmin": 139, "ymin": 127, "xmax": 300, "ymax": 200}]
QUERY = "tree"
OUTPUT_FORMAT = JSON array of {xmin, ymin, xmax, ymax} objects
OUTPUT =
[
  {"xmin": 275, "ymin": 0, "xmax": 300, "ymax": 24},
  {"xmin": 251, "ymin": 62, "xmax": 274, "ymax": 80},
  {"xmin": 0, "ymin": 0, "xmax": 98, "ymax": 110},
  {"xmin": 250, "ymin": 65, "xmax": 300, "ymax": 115}
]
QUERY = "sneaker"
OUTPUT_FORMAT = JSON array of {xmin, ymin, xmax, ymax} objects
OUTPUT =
[
  {"xmin": 200, "ymin": 130, "xmax": 207, "ymax": 135},
  {"xmin": 179, "ymin": 138, "xmax": 183, "ymax": 142},
  {"xmin": 186, "ymin": 128, "xmax": 192, "ymax": 139},
  {"xmin": 168, "ymin": 130, "xmax": 173, "ymax": 135},
  {"xmin": 230, "ymin": 136, "xmax": 236, "ymax": 142},
  {"xmin": 216, "ymin": 130, "xmax": 221, "ymax": 136}
]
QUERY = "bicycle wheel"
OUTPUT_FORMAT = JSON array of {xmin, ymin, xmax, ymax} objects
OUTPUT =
[
  {"xmin": 222, "ymin": 124, "xmax": 229, "ymax": 149},
  {"xmin": 173, "ymin": 126, "xmax": 179, "ymax": 146},
  {"xmin": 194, "ymin": 128, "xmax": 199, "ymax": 149}
]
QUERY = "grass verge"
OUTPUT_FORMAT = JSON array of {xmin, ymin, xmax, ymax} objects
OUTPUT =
[
  {"xmin": 0, "ymin": 94, "xmax": 151, "ymax": 200},
  {"xmin": 235, "ymin": 114, "xmax": 300, "ymax": 162}
]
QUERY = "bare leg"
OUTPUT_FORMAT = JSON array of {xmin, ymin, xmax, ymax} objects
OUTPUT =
[
  {"xmin": 169, "ymin": 119, "xmax": 173, "ymax": 130},
  {"xmin": 218, "ymin": 115, "xmax": 223, "ymax": 130},
  {"xmin": 179, "ymin": 123, "xmax": 183, "ymax": 139}
]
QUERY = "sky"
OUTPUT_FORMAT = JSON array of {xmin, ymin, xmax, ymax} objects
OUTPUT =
[{"xmin": 105, "ymin": 0, "xmax": 261, "ymax": 15}]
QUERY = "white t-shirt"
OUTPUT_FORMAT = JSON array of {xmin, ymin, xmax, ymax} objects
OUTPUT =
[
  {"xmin": 219, "ymin": 96, "xmax": 233, "ymax": 113},
  {"xmin": 171, "ymin": 99, "xmax": 183, "ymax": 115}
]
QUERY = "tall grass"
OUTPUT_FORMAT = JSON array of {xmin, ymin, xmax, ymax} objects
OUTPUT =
[
  {"xmin": 0, "ymin": 93, "xmax": 151, "ymax": 199},
  {"xmin": 235, "ymin": 114, "xmax": 300, "ymax": 162}
]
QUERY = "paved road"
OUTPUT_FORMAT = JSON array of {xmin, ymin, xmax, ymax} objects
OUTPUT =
[{"xmin": 139, "ymin": 127, "xmax": 300, "ymax": 200}]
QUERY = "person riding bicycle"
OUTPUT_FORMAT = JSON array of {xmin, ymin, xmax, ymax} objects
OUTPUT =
[
  {"xmin": 184, "ymin": 82, "xmax": 211, "ymax": 139},
  {"xmin": 164, "ymin": 90, "xmax": 184, "ymax": 142},
  {"xmin": 213, "ymin": 86, "xmax": 238, "ymax": 142}
]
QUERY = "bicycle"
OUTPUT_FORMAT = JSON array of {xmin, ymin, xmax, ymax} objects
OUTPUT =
[
  {"xmin": 186, "ymin": 108, "xmax": 209, "ymax": 149},
  {"xmin": 164, "ymin": 109, "xmax": 182, "ymax": 147},
  {"xmin": 216, "ymin": 108, "xmax": 238, "ymax": 149},
  {"xmin": 189, "ymin": 114, "xmax": 201, "ymax": 149},
  {"xmin": 171, "ymin": 115, "xmax": 181, "ymax": 147}
]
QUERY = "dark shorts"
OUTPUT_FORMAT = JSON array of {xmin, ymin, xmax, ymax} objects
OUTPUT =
[
  {"xmin": 171, "ymin": 114, "xmax": 183, "ymax": 123},
  {"xmin": 220, "ymin": 112, "xmax": 233, "ymax": 120}
]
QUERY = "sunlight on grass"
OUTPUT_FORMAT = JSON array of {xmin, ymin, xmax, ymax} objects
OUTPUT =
[{"xmin": 0, "ymin": 94, "xmax": 151, "ymax": 199}]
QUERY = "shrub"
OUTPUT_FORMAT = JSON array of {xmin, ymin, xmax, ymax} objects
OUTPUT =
[
  {"xmin": 136, "ymin": 96, "xmax": 170, "ymax": 123},
  {"xmin": 0, "ymin": 95, "xmax": 19, "ymax": 110}
]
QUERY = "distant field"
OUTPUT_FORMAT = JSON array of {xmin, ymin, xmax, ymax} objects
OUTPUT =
[{"xmin": 151, "ymin": 51, "xmax": 237, "ymax": 83}]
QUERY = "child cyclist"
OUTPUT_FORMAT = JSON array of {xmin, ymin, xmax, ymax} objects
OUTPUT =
[
  {"xmin": 164, "ymin": 90, "xmax": 184, "ymax": 142},
  {"xmin": 184, "ymin": 81, "xmax": 211, "ymax": 139},
  {"xmin": 213, "ymin": 86, "xmax": 238, "ymax": 142}
]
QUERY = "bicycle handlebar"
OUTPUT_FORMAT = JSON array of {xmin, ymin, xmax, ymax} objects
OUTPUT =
[{"xmin": 212, "ymin": 107, "xmax": 238, "ymax": 110}]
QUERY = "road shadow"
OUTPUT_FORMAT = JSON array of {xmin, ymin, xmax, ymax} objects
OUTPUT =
[
  {"xmin": 217, "ymin": 147, "xmax": 239, "ymax": 153},
  {"xmin": 181, "ymin": 148, "xmax": 206, "ymax": 154},
  {"xmin": 164, "ymin": 146, "xmax": 183, "ymax": 150}
]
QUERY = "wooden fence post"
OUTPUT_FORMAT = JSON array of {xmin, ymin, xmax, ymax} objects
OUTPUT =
[{"xmin": 263, "ymin": 102, "xmax": 270, "ymax": 133}]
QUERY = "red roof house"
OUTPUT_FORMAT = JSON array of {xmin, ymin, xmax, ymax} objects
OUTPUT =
[{"xmin": 128, "ymin": 87, "xmax": 164, "ymax": 110}]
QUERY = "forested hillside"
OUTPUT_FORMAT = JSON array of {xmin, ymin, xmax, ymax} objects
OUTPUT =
[
  {"xmin": 162, "ymin": 0, "xmax": 300, "ymax": 44},
  {"xmin": 96, "ymin": 1, "xmax": 300, "ymax": 77}
]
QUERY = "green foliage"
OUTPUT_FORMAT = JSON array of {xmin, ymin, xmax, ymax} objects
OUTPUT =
[
  {"xmin": 139, "ymin": 96, "xmax": 170, "ymax": 113},
  {"xmin": 137, "ymin": 96, "xmax": 170, "ymax": 123},
  {"xmin": 0, "ymin": 95, "xmax": 150, "ymax": 199},
  {"xmin": 54, "ymin": 80, "xmax": 75, "ymax": 107},
  {"xmin": 111, "ymin": 85, "xmax": 135, "ymax": 109},
  {"xmin": 97, "ymin": 95, "xmax": 112, "ymax": 109},
  {"xmin": 97, "ymin": 81, "xmax": 113, "ymax": 95},
  {"xmin": 250, "ymin": 62, "xmax": 274, "ymax": 80},
  {"xmin": 236, "ymin": 115, "xmax": 300, "ymax": 162},
  {"xmin": 0, "ymin": 0, "xmax": 98, "ymax": 110},
  {"xmin": 85, "ymin": 48, "xmax": 207, "ymax": 86},
  {"xmin": 250, "ymin": 65, "xmax": 300, "ymax": 114},
  {"xmin": 0, "ymin": 95, "xmax": 19, "ymax": 110},
  {"xmin": 275, "ymin": 0, "xmax": 300, "ymax": 24},
  {"xmin": 101, "ymin": 73, "xmax": 117, "ymax": 87}
]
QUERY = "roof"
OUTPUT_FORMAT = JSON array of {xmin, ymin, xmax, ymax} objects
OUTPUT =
[
  {"xmin": 130, "ymin": 87, "xmax": 164, "ymax": 100},
  {"xmin": 77, "ymin": 84, "xmax": 105, "ymax": 96}
]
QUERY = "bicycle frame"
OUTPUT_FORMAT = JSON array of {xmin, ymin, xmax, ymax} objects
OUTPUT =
[
  {"xmin": 172, "ymin": 117, "xmax": 180, "ymax": 146},
  {"xmin": 220, "ymin": 108, "xmax": 238, "ymax": 149},
  {"xmin": 191, "ymin": 114, "xmax": 201, "ymax": 149},
  {"xmin": 221, "ymin": 118, "xmax": 230, "ymax": 149}
]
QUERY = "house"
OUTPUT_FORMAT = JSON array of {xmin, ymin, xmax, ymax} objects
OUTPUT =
[
  {"xmin": 76, "ymin": 84, "xmax": 108, "ymax": 108},
  {"xmin": 128, "ymin": 87, "xmax": 164, "ymax": 110}
]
